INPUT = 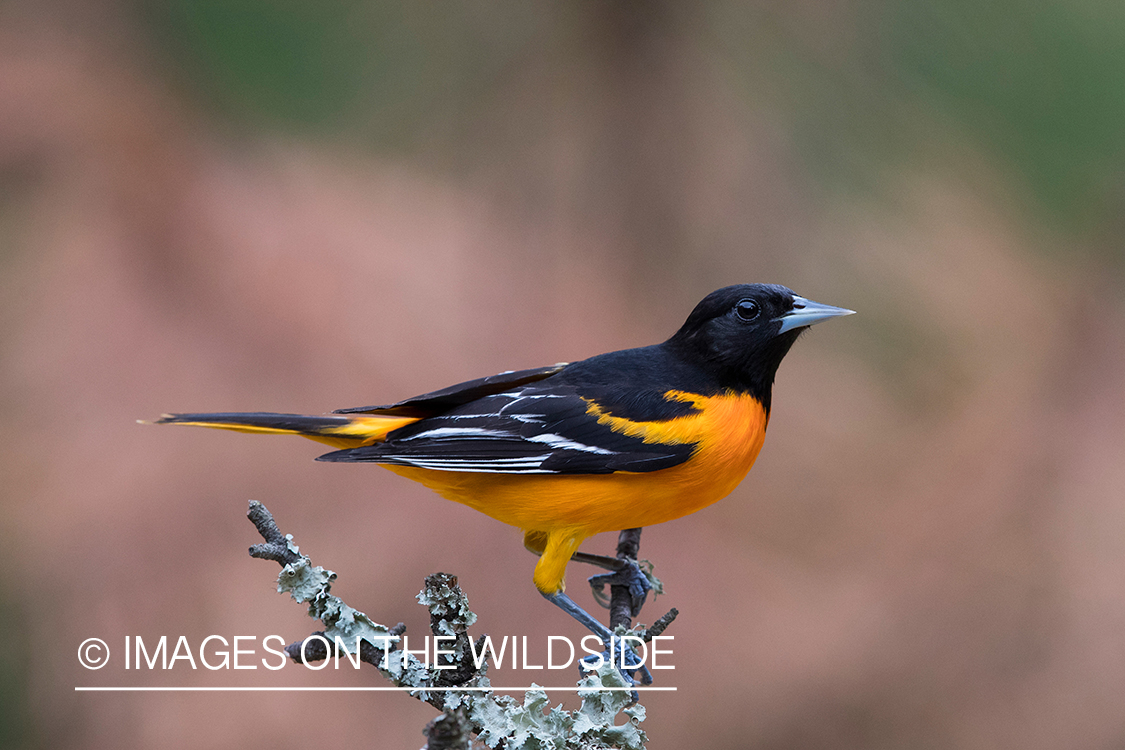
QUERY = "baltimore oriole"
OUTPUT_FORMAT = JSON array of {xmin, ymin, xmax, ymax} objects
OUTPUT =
[{"xmin": 154, "ymin": 284, "xmax": 852, "ymax": 682}]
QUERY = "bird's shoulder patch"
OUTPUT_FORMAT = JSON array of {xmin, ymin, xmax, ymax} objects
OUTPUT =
[{"xmin": 584, "ymin": 389, "xmax": 764, "ymax": 448}]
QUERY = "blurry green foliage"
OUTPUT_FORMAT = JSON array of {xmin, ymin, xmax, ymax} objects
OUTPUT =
[
  {"xmin": 884, "ymin": 0, "xmax": 1125, "ymax": 234},
  {"xmin": 143, "ymin": 0, "xmax": 545, "ymax": 147},
  {"xmin": 0, "ymin": 590, "xmax": 39, "ymax": 749},
  {"xmin": 141, "ymin": 0, "xmax": 1124, "ymax": 242},
  {"xmin": 710, "ymin": 0, "xmax": 1125, "ymax": 243},
  {"xmin": 147, "ymin": 0, "xmax": 394, "ymax": 129}
]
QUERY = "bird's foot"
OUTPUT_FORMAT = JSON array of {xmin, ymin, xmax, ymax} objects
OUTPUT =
[
  {"xmin": 588, "ymin": 558, "xmax": 652, "ymax": 616},
  {"xmin": 542, "ymin": 590, "xmax": 654, "ymax": 700}
]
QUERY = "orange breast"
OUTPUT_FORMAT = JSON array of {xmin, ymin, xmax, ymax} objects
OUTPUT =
[{"xmin": 386, "ymin": 391, "xmax": 769, "ymax": 536}]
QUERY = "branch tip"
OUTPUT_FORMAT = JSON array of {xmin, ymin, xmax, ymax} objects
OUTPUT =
[{"xmin": 246, "ymin": 500, "xmax": 301, "ymax": 566}]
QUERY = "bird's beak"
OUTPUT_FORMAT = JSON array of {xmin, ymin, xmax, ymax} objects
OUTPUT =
[{"xmin": 776, "ymin": 297, "xmax": 855, "ymax": 333}]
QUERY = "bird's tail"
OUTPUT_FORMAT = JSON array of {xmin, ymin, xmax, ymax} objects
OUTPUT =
[{"xmin": 147, "ymin": 412, "xmax": 420, "ymax": 449}]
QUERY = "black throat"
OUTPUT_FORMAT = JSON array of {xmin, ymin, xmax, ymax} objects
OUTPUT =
[{"xmin": 663, "ymin": 327, "xmax": 803, "ymax": 414}]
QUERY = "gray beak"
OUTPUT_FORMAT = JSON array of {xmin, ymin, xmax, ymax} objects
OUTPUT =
[{"xmin": 776, "ymin": 296, "xmax": 855, "ymax": 333}]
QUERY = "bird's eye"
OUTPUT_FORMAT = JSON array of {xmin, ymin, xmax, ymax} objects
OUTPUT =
[{"xmin": 735, "ymin": 299, "xmax": 760, "ymax": 321}]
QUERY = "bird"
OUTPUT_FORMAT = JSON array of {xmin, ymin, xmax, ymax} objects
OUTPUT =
[{"xmin": 153, "ymin": 283, "xmax": 853, "ymax": 683}]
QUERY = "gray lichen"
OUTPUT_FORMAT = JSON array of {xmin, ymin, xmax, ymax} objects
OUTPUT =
[
  {"xmin": 249, "ymin": 500, "xmax": 652, "ymax": 749},
  {"xmin": 446, "ymin": 663, "xmax": 647, "ymax": 750}
]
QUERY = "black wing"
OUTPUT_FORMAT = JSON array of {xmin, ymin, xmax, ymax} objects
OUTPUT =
[
  {"xmin": 332, "ymin": 364, "xmax": 568, "ymax": 417},
  {"xmin": 316, "ymin": 382, "xmax": 696, "ymax": 475}
]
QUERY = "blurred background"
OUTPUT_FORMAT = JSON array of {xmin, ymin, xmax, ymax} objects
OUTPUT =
[{"xmin": 2, "ymin": 1, "xmax": 1124, "ymax": 748}]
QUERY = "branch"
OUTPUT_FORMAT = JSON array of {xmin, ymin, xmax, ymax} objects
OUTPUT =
[
  {"xmin": 422, "ymin": 709, "xmax": 471, "ymax": 750},
  {"xmin": 244, "ymin": 500, "xmax": 654, "ymax": 750},
  {"xmin": 607, "ymin": 528, "xmax": 679, "ymax": 644},
  {"xmin": 609, "ymin": 528, "xmax": 643, "ymax": 630}
]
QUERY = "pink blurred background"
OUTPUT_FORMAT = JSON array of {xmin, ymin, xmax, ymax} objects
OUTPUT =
[{"xmin": 2, "ymin": 2, "xmax": 1124, "ymax": 748}]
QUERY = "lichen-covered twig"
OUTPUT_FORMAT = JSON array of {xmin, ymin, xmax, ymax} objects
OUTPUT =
[
  {"xmin": 245, "ymin": 500, "xmax": 658, "ymax": 749},
  {"xmin": 642, "ymin": 607, "xmax": 679, "ymax": 642},
  {"xmin": 247, "ymin": 501, "xmax": 301, "ymax": 566},
  {"xmin": 422, "ymin": 709, "xmax": 471, "ymax": 750}
]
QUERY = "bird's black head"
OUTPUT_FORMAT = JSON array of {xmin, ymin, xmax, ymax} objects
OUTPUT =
[{"xmin": 665, "ymin": 284, "xmax": 853, "ymax": 409}]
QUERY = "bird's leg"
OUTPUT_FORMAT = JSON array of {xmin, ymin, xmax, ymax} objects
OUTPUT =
[
  {"xmin": 541, "ymin": 589, "xmax": 653, "ymax": 690},
  {"xmin": 527, "ymin": 529, "xmax": 652, "ymax": 615},
  {"xmin": 532, "ymin": 529, "xmax": 653, "ymax": 694}
]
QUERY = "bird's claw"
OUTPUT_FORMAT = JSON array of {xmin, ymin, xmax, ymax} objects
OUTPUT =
[{"xmin": 587, "ymin": 558, "xmax": 651, "ymax": 616}]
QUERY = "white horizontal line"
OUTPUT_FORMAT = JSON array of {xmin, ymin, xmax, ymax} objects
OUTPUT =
[
  {"xmin": 402, "ymin": 427, "xmax": 513, "ymax": 440},
  {"xmin": 75, "ymin": 686, "xmax": 676, "ymax": 692}
]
